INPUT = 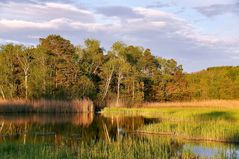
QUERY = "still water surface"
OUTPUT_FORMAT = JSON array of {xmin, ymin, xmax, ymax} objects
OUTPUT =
[{"xmin": 0, "ymin": 113, "xmax": 238, "ymax": 158}]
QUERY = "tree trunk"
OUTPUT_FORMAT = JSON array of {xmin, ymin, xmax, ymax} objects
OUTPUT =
[
  {"xmin": 24, "ymin": 71, "xmax": 28, "ymax": 100},
  {"xmin": 116, "ymin": 80, "xmax": 120, "ymax": 106},
  {"xmin": 16, "ymin": 54, "xmax": 29, "ymax": 100},
  {"xmin": 43, "ymin": 79, "xmax": 46, "ymax": 96},
  {"xmin": 0, "ymin": 86, "xmax": 5, "ymax": 100},
  {"xmin": 132, "ymin": 80, "xmax": 135, "ymax": 101},
  {"xmin": 55, "ymin": 69, "xmax": 58, "ymax": 89},
  {"xmin": 102, "ymin": 69, "xmax": 114, "ymax": 101},
  {"xmin": 116, "ymin": 72, "xmax": 122, "ymax": 106}
]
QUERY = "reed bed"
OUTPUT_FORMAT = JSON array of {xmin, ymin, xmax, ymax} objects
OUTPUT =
[
  {"xmin": 140, "ymin": 120, "xmax": 239, "ymax": 143},
  {"xmin": 142, "ymin": 100, "xmax": 239, "ymax": 108},
  {"xmin": 102, "ymin": 106, "xmax": 239, "ymax": 143},
  {"xmin": 0, "ymin": 99, "xmax": 94, "ymax": 113},
  {"xmin": 0, "ymin": 137, "xmax": 230, "ymax": 159}
]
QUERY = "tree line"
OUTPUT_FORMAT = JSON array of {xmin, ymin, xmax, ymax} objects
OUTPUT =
[
  {"xmin": 0, "ymin": 35, "xmax": 190, "ymax": 106},
  {"xmin": 2, "ymin": 35, "xmax": 238, "ymax": 106},
  {"xmin": 186, "ymin": 66, "xmax": 239, "ymax": 100}
]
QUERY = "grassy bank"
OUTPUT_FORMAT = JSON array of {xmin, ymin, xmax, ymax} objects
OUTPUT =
[
  {"xmin": 0, "ymin": 137, "xmax": 229, "ymax": 159},
  {"xmin": 102, "ymin": 101, "xmax": 239, "ymax": 143},
  {"xmin": 0, "ymin": 99, "xmax": 93, "ymax": 113},
  {"xmin": 142, "ymin": 100, "xmax": 239, "ymax": 108}
]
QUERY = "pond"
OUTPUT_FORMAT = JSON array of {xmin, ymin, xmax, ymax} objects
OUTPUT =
[{"xmin": 0, "ymin": 113, "xmax": 238, "ymax": 158}]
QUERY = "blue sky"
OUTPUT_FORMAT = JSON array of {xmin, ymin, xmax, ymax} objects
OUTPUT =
[{"xmin": 0, "ymin": 0, "xmax": 238, "ymax": 72}]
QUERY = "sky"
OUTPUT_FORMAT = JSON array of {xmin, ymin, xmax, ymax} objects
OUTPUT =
[{"xmin": 0, "ymin": 0, "xmax": 239, "ymax": 72}]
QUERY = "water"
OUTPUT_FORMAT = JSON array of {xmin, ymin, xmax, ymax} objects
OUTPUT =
[{"xmin": 0, "ymin": 113, "xmax": 238, "ymax": 158}]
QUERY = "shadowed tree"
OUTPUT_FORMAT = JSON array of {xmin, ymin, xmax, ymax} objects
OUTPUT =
[{"xmin": 39, "ymin": 35, "xmax": 76, "ymax": 99}]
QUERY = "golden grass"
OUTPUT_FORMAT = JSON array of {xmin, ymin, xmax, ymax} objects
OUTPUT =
[
  {"xmin": 0, "ymin": 99, "xmax": 94, "ymax": 113},
  {"xmin": 107, "ymin": 100, "xmax": 127, "ymax": 107},
  {"xmin": 142, "ymin": 100, "xmax": 239, "ymax": 108}
]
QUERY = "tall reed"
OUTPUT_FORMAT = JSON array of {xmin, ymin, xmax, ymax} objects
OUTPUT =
[{"xmin": 0, "ymin": 99, "xmax": 94, "ymax": 113}]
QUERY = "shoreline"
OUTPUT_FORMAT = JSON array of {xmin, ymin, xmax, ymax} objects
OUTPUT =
[{"xmin": 0, "ymin": 99, "xmax": 94, "ymax": 113}]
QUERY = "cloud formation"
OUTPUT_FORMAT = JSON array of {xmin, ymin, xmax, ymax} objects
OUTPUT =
[
  {"xmin": 97, "ymin": 6, "xmax": 140, "ymax": 18},
  {"xmin": 0, "ymin": 1, "xmax": 94, "ymax": 22},
  {"xmin": 0, "ymin": 0, "xmax": 238, "ymax": 72},
  {"xmin": 196, "ymin": 2, "xmax": 239, "ymax": 17}
]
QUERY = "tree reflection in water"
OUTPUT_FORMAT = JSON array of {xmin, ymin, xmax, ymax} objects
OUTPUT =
[
  {"xmin": 0, "ymin": 114, "xmax": 159, "ymax": 144},
  {"xmin": 0, "ymin": 114, "xmax": 238, "ymax": 158}
]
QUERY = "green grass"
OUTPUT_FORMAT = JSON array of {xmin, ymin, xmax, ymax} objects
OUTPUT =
[
  {"xmin": 102, "ymin": 107, "xmax": 239, "ymax": 142},
  {"xmin": 0, "ymin": 143, "xmax": 73, "ymax": 159},
  {"xmin": 0, "ymin": 137, "xmax": 230, "ymax": 159}
]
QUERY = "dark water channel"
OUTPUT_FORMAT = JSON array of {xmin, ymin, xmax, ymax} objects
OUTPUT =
[{"xmin": 0, "ymin": 113, "xmax": 238, "ymax": 158}]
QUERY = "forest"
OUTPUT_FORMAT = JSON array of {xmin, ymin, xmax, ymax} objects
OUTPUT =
[
  {"xmin": 187, "ymin": 66, "xmax": 239, "ymax": 100},
  {"xmin": 0, "ymin": 35, "xmax": 238, "ymax": 106}
]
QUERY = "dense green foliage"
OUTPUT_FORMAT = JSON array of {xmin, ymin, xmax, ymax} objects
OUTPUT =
[
  {"xmin": 187, "ymin": 66, "xmax": 239, "ymax": 100},
  {"xmin": 1, "ymin": 35, "xmax": 238, "ymax": 105},
  {"xmin": 0, "ymin": 35, "xmax": 189, "ymax": 105}
]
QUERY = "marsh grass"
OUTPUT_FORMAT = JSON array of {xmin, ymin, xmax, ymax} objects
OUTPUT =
[
  {"xmin": 142, "ymin": 100, "xmax": 239, "ymax": 108},
  {"xmin": 140, "ymin": 120, "xmax": 239, "ymax": 142},
  {"xmin": 102, "ymin": 106, "xmax": 239, "ymax": 143},
  {"xmin": 0, "ymin": 137, "xmax": 228, "ymax": 159},
  {"xmin": 0, "ymin": 136, "xmax": 233, "ymax": 159},
  {"xmin": 105, "ymin": 99, "xmax": 239, "ymax": 109},
  {"xmin": 0, "ymin": 99, "xmax": 93, "ymax": 113}
]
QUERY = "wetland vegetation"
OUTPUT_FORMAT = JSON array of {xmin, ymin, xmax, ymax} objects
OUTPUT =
[
  {"xmin": 102, "ymin": 102, "xmax": 239, "ymax": 143},
  {"xmin": 1, "ymin": 35, "xmax": 239, "ymax": 158},
  {"xmin": 0, "ymin": 99, "xmax": 93, "ymax": 113},
  {"xmin": 2, "ymin": 35, "xmax": 239, "ymax": 107},
  {"xmin": 0, "ymin": 112, "xmax": 239, "ymax": 159}
]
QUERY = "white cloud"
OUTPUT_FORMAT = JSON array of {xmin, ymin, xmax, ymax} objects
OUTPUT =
[
  {"xmin": 0, "ymin": 18, "xmax": 111, "ymax": 32},
  {"xmin": 45, "ymin": 2, "xmax": 92, "ymax": 15},
  {"xmin": 0, "ymin": 0, "xmax": 238, "ymax": 72},
  {"xmin": 168, "ymin": 0, "xmax": 236, "ymax": 8},
  {"xmin": 130, "ymin": 7, "xmax": 229, "ymax": 47},
  {"xmin": 0, "ymin": 18, "xmax": 65, "ymax": 29},
  {"xmin": 0, "ymin": 37, "xmax": 34, "ymax": 45},
  {"xmin": 196, "ymin": 2, "xmax": 239, "ymax": 17},
  {"xmin": 133, "ymin": 7, "xmax": 169, "ymax": 18},
  {"xmin": 0, "ymin": 1, "xmax": 95, "ymax": 22},
  {"xmin": 70, "ymin": 21, "xmax": 110, "ymax": 31},
  {"xmin": 1, "ymin": 2, "xmax": 226, "ymax": 49}
]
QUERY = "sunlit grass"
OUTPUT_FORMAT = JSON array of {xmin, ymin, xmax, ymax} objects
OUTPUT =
[
  {"xmin": 0, "ymin": 137, "xmax": 230, "ymax": 159},
  {"xmin": 102, "ymin": 107, "xmax": 239, "ymax": 120},
  {"xmin": 142, "ymin": 100, "xmax": 239, "ymax": 108},
  {"xmin": 102, "ymin": 104, "xmax": 239, "ymax": 143}
]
